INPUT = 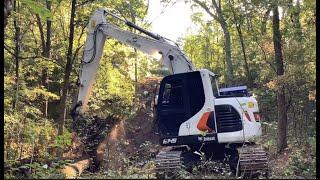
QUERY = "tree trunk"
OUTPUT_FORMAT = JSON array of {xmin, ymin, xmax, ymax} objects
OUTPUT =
[
  {"xmin": 62, "ymin": 158, "xmax": 92, "ymax": 178},
  {"xmin": 35, "ymin": 1, "xmax": 51, "ymax": 117},
  {"xmin": 35, "ymin": 14, "xmax": 46, "ymax": 53},
  {"xmin": 291, "ymin": 0, "xmax": 303, "ymax": 41},
  {"xmin": 228, "ymin": 0, "xmax": 253, "ymax": 87},
  {"xmin": 290, "ymin": 0, "xmax": 304, "ymax": 65},
  {"xmin": 45, "ymin": 0, "xmax": 52, "ymax": 58},
  {"xmin": 192, "ymin": 0, "xmax": 234, "ymax": 86},
  {"xmin": 220, "ymin": 22, "xmax": 234, "ymax": 86},
  {"xmin": 57, "ymin": 0, "xmax": 77, "ymax": 136},
  {"xmin": 205, "ymin": 34, "xmax": 210, "ymax": 69},
  {"xmin": 12, "ymin": 1, "xmax": 20, "ymax": 110},
  {"xmin": 128, "ymin": 2, "xmax": 139, "ymax": 110},
  {"xmin": 43, "ymin": 0, "xmax": 52, "ymax": 117},
  {"xmin": 4, "ymin": 0, "xmax": 13, "ymax": 28},
  {"xmin": 272, "ymin": 5, "xmax": 287, "ymax": 153},
  {"xmin": 236, "ymin": 25, "xmax": 253, "ymax": 87}
]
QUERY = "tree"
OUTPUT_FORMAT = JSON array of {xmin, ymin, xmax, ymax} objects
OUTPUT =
[
  {"xmin": 228, "ymin": 0, "xmax": 253, "ymax": 87},
  {"xmin": 4, "ymin": 0, "xmax": 13, "ymax": 27},
  {"xmin": 57, "ymin": 0, "xmax": 77, "ymax": 136},
  {"xmin": 193, "ymin": 0, "xmax": 234, "ymax": 86},
  {"xmin": 12, "ymin": 0, "xmax": 21, "ymax": 110},
  {"xmin": 35, "ymin": 0, "xmax": 52, "ymax": 117},
  {"xmin": 272, "ymin": 4, "xmax": 287, "ymax": 153}
]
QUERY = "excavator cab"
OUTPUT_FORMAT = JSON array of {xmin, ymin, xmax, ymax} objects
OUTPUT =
[{"xmin": 156, "ymin": 71, "xmax": 207, "ymax": 137}]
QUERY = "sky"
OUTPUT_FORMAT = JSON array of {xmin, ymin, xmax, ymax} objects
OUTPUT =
[
  {"xmin": 145, "ymin": 0, "xmax": 199, "ymax": 42},
  {"xmin": 144, "ymin": 1, "xmax": 285, "ymax": 42}
]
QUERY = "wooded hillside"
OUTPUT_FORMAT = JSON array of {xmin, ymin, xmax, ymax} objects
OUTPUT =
[{"xmin": 4, "ymin": 0, "xmax": 316, "ymax": 179}]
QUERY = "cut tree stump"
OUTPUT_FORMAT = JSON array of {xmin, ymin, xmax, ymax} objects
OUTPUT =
[{"xmin": 61, "ymin": 158, "xmax": 92, "ymax": 179}]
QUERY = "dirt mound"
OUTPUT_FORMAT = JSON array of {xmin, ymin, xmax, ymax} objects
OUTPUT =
[{"xmin": 95, "ymin": 76, "xmax": 163, "ymax": 171}]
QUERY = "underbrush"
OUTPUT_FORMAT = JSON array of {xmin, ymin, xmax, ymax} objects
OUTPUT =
[
  {"xmin": 260, "ymin": 122, "xmax": 316, "ymax": 179},
  {"xmin": 4, "ymin": 107, "xmax": 73, "ymax": 179},
  {"xmin": 282, "ymin": 137, "xmax": 316, "ymax": 178}
]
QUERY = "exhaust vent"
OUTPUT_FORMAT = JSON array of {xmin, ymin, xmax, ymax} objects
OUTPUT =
[{"xmin": 215, "ymin": 105, "xmax": 242, "ymax": 133}]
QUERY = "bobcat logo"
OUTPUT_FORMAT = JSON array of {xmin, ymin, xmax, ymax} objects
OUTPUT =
[
  {"xmin": 198, "ymin": 136, "xmax": 215, "ymax": 142},
  {"xmin": 162, "ymin": 138, "xmax": 177, "ymax": 144}
]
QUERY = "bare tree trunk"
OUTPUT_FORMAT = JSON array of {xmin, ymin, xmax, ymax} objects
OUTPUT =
[
  {"xmin": 35, "ymin": 1, "xmax": 52, "ymax": 117},
  {"xmin": 4, "ymin": 0, "xmax": 13, "ymax": 28},
  {"xmin": 35, "ymin": 14, "xmax": 46, "ymax": 53},
  {"xmin": 41, "ymin": 68, "xmax": 49, "ymax": 116},
  {"xmin": 272, "ymin": 5, "xmax": 287, "ymax": 153},
  {"xmin": 236, "ymin": 25, "xmax": 253, "ymax": 87},
  {"xmin": 220, "ymin": 22, "xmax": 234, "ymax": 86},
  {"xmin": 57, "ymin": 0, "xmax": 77, "ymax": 136},
  {"xmin": 12, "ymin": 1, "xmax": 20, "ymax": 110},
  {"xmin": 128, "ymin": 2, "xmax": 139, "ymax": 111},
  {"xmin": 62, "ymin": 158, "xmax": 92, "ymax": 178},
  {"xmin": 43, "ymin": 0, "xmax": 52, "ymax": 117},
  {"xmin": 205, "ymin": 34, "xmax": 210, "ymax": 68},
  {"xmin": 45, "ymin": 0, "xmax": 52, "ymax": 58}
]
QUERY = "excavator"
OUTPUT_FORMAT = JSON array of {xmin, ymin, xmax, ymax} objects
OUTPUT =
[{"xmin": 71, "ymin": 8, "xmax": 269, "ymax": 178}]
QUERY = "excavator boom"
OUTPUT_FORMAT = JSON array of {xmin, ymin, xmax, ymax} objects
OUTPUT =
[{"xmin": 73, "ymin": 8, "xmax": 195, "ymax": 115}]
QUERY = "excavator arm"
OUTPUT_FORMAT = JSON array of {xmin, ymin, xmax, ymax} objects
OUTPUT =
[{"xmin": 72, "ymin": 8, "xmax": 195, "ymax": 116}]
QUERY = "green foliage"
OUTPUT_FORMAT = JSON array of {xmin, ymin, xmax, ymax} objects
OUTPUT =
[
  {"xmin": 5, "ymin": 160, "xmax": 70, "ymax": 179},
  {"xmin": 18, "ymin": 0, "xmax": 53, "ymax": 19},
  {"xmin": 4, "ymin": 109, "xmax": 72, "ymax": 158},
  {"xmin": 81, "ymin": 159, "xmax": 156, "ymax": 179},
  {"xmin": 23, "ymin": 162, "xmax": 65, "ymax": 179},
  {"xmin": 283, "ymin": 142, "xmax": 316, "ymax": 178},
  {"xmin": 52, "ymin": 130, "xmax": 72, "ymax": 149},
  {"xmin": 4, "ymin": 108, "xmax": 64, "ymax": 178}
]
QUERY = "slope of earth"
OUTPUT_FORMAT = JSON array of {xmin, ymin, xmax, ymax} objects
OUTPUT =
[{"xmin": 80, "ymin": 76, "xmax": 164, "ymax": 178}]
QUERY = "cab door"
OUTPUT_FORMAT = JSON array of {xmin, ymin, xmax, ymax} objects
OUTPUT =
[{"xmin": 156, "ymin": 74, "xmax": 188, "ymax": 136}]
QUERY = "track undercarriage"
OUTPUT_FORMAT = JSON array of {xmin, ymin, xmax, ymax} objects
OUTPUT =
[
  {"xmin": 155, "ymin": 143, "xmax": 269, "ymax": 179},
  {"xmin": 235, "ymin": 144, "xmax": 269, "ymax": 178}
]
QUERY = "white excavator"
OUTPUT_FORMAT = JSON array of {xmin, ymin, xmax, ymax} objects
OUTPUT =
[{"xmin": 71, "ymin": 8, "xmax": 268, "ymax": 178}]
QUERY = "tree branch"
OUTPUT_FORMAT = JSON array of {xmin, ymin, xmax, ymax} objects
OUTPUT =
[
  {"xmin": 4, "ymin": 43, "xmax": 63, "ymax": 67},
  {"xmin": 193, "ymin": 0, "xmax": 219, "ymax": 21},
  {"xmin": 211, "ymin": 0, "xmax": 218, "ymax": 10},
  {"xmin": 72, "ymin": 22, "xmax": 87, "ymax": 63},
  {"xmin": 144, "ymin": 0, "xmax": 149, "ymax": 16},
  {"xmin": 35, "ymin": 14, "xmax": 46, "ymax": 54},
  {"xmin": 76, "ymin": 0, "xmax": 94, "ymax": 7}
]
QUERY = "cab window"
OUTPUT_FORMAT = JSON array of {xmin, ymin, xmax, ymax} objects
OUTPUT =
[{"xmin": 209, "ymin": 75, "xmax": 219, "ymax": 97}]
